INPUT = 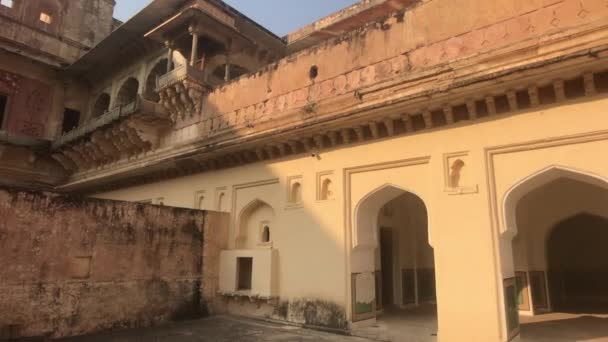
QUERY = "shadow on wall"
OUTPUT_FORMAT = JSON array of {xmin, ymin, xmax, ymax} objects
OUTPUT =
[{"xmin": 0, "ymin": 188, "xmax": 228, "ymax": 340}]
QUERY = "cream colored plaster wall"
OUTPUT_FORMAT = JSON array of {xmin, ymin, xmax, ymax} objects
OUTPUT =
[{"xmin": 95, "ymin": 97, "xmax": 608, "ymax": 341}]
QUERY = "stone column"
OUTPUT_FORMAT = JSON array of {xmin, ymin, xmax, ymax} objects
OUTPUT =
[
  {"xmin": 165, "ymin": 40, "xmax": 174, "ymax": 73},
  {"xmin": 189, "ymin": 25, "xmax": 199, "ymax": 67}
]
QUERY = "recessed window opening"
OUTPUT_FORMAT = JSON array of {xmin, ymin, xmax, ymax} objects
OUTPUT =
[
  {"xmin": 236, "ymin": 257, "xmax": 253, "ymax": 291},
  {"xmin": 40, "ymin": 12, "xmax": 52, "ymax": 24},
  {"xmin": 431, "ymin": 109, "xmax": 446, "ymax": 127},
  {"xmin": 0, "ymin": 94, "xmax": 7, "ymax": 129}
]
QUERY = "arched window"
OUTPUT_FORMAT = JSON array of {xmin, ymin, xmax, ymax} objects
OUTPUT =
[
  {"xmin": 261, "ymin": 224, "xmax": 270, "ymax": 243},
  {"xmin": 91, "ymin": 93, "xmax": 110, "ymax": 118},
  {"xmin": 144, "ymin": 59, "xmax": 167, "ymax": 102},
  {"xmin": 321, "ymin": 179, "xmax": 333, "ymax": 200},
  {"xmin": 290, "ymin": 182, "xmax": 302, "ymax": 203},
  {"xmin": 116, "ymin": 78, "xmax": 139, "ymax": 107},
  {"xmin": 198, "ymin": 196, "xmax": 205, "ymax": 210}
]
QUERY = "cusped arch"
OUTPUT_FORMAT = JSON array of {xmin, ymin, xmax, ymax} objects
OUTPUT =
[
  {"xmin": 353, "ymin": 183, "xmax": 431, "ymax": 249},
  {"xmin": 502, "ymin": 165, "xmax": 608, "ymax": 238},
  {"xmin": 235, "ymin": 198, "xmax": 276, "ymax": 248}
]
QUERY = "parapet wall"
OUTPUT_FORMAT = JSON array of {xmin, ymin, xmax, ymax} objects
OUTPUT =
[{"xmin": 0, "ymin": 188, "xmax": 229, "ymax": 339}]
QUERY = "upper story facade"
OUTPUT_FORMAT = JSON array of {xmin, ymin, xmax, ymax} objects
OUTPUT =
[{"xmin": 2, "ymin": 0, "xmax": 608, "ymax": 191}]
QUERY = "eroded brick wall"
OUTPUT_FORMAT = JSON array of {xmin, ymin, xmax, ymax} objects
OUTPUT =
[{"xmin": 0, "ymin": 188, "xmax": 228, "ymax": 340}]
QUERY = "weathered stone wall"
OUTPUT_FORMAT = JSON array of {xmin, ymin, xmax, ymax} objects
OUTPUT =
[{"xmin": 0, "ymin": 188, "xmax": 228, "ymax": 340}]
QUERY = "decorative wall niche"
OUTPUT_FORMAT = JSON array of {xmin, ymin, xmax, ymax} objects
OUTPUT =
[
  {"xmin": 194, "ymin": 190, "xmax": 206, "ymax": 210},
  {"xmin": 286, "ymin": 175, "xmax": 303, "ymax": 208},
  {"xmin": 215, "ymin": 187, "xmax": 228, "ymax": 212},
  {"xmin": 443, "ymin": 151, "xmax": 478, "ymax": 195},
  {"xmin": 259, "ymin": 220, "xmax": 272, "ymax": 246},
  {"xmin": 316, "ymin": 171, "xmax": 335, "ymax": 201},
  {"xmin": 236, "ymin": 199, "xmax": 275, "ymax": 249}
]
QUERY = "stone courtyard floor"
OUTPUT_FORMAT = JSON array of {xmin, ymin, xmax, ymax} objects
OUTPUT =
[
  {"xmin": 55, "ymin": 311, "xmax": 608, "ymax": 341},
  {"xmin": 58, "ymin": 316, "xmax": 375, "ymax": 342}
]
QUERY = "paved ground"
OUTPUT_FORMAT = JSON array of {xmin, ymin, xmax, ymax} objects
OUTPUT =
[
  {"xmin": 351, "ymin": 305, "xmax": 438, "ymax": 342},
  {"xmin": 56, "ymin": 311, "xmax": 608, "ymax": 341},
  {"xmin": 520, "ymin": 312, "xmax": 608, "ymax": 342},
  {"xmin": 59, "ymin": 316, "xmax": 375, "ymax": 342}
]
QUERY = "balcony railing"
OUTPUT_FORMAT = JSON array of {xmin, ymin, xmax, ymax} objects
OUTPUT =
[
  {"xmin": 53, "ymin": 96, "xmax": 165, "ymax": 148},
  {"xmin": 156, "ymin": 64, "xmax": 208, "ymax": 91}
]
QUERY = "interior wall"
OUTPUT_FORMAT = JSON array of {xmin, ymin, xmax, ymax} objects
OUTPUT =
[
  {"xmin": 513, "ymin": 178, "xmax": 608, "ymax": 272},
  {"xmin": 376, "ymin": 193, "xmax": 433, "ymax": 307}
]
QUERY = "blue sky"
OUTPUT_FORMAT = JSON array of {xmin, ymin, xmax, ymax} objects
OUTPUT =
[{"xmin": 114, "ymin": 0, "xmax": 359, "ymax": 36}]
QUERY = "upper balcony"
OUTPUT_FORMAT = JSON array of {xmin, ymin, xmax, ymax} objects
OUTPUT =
[
  {"xmin": 145, "ymin": 0, "xmax": 286, "ymax": 123},
  {"xmin": 51, "ymin": 96, "xmax": 171, "ymax": 174}
]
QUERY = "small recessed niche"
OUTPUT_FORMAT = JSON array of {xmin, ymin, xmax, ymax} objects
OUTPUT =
[
  {"xmin": 449, "ymin": 159, "xmax": 465, "ymax": 188},
  {"xmin": 261, "ymin": 224, "xmax": 271, "ymax": 243},
  {"xmin": 309, "ymin": 65, "xmax": 319, "ymax": 80},
  {"xmin": 236, "ymin": 257, "xmax": 253, "ymax": 291},
  {"xmin": 290, "ymin": 182, "xmax": 302, "ymax": 203},
  {"xmin": 444, "ymin": 152, "xmax": 477, "ymax": 195}
]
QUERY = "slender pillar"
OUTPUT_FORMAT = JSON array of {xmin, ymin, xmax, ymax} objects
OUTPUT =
[
  {"xmin": 224, "ymin": 39, "xmax": 233, "ymax": 82},
  {"xmin": 224, "ymin": 58, "xmax": 231, "ymax": 82},
  {"xmin": 189, "ymin": 26, "xmax": 199, "ymax": 67},
  {"xmin": 165, "ymin": 40, "xmax": 174, "ymax": 73}
]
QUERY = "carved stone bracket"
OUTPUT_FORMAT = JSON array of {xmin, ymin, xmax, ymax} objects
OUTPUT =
[{"xmin": 157, "ymin": 64, "xmax": 210, "ymax": 122}]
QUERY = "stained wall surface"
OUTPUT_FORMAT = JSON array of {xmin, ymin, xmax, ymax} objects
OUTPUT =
[{"xmin": 0, "ymin": 188, "xmax": 228, "ymax": 340}]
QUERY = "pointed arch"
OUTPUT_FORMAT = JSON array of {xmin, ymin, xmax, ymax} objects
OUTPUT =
[
  {"xmin": 353, "ymin": 183, "xmax": 430, "ymax": 249},
  {"xmin": 235, "ymin": 198, "xmax": 275, "ymax": 248},
  {"xmin": 502, "ymin": 165, "xmax": 608, "ymax": 238}
]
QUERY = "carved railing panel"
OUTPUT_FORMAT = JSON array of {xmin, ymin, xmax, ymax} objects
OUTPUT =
[{"xmin": 157, "ymin": 64, "xmax": 209, "ymax": 122}]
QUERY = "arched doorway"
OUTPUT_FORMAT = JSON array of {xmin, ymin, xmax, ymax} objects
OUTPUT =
[
  {"xmin": 502, "ymin": 167, "xmax": 608, "ymax": 341},
  {"xmin": 352, "ymin": 185, "xmax": 438, "ymax": 340}
]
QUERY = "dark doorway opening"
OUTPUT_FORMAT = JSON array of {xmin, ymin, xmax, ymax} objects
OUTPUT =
[
  {"xmin": 62, "ymin": 108, "xmax": 80, "ymax": 134},
  {"xmin": 547, "ymin": 214, "xmax": 608, "ymax": 313},
  {"xmin": 380, "ymin": 227, "xmax": 394, "ymax": 307}
]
